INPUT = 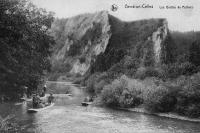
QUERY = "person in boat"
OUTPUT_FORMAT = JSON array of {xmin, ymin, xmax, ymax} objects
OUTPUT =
[
  {"xmin": 32, "ymin": 94, "xmax": 40, "ymax": 108},
  {"xmin": 33, "ymin": 93, "xmax": 45, "ymax": 108},
  {"xmin": 89, "ymin": 96, "xmax": 93, "ymax": 102},
  {"xmin": 23, "ymin": 86, "xmax": 28, "ymax": 98},
  {"xmin": 48, "ymin": 93, "xmax": 54, "ymax": 104},
  {"xmin": 40, "ymin": 84, "xmax": 47, "ymax": 97},
  {"xmin": 84, "ymin": 96, "xmax": 90, "ymax": 102}
]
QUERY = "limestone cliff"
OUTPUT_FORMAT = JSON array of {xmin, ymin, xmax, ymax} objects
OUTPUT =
[
  {"xmin": 50, "ymin": 11, "xmax": 173, "ymax": 75},
  {"xmin": 152, "ymin": 20, "xmax": 168, "ymax": 64}
]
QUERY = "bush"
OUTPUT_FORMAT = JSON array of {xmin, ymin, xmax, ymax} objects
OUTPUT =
[
  {"xmin": 135, "ymin": 67, "xmax": 163, "ymax": 79},
  {"xmin": 85, "ymin": 74, "xmax": 98, "ymax": 93},
  {"xmin": 143, "ymin": 85, "xmax": 177, "ymax": 112},
  {"xmin": 100, "ymin": 75, "xmax": 143, "ymax": 108},
  {"xmin": 94, "ymin": 80, "xmax": 108, "ymax": 94},
  {"xmin": 133, "ymin": 62, "xmax": 197, "ymax": 80},
  {"xmin": 84, "ymin": 72, "xmax": 112, "ymax": 94},
  {"xmin": 98, "ymin": 71, "xmax": 200, "ymax": 117},
  {"xmin": 73, "ymin": 77, "xmax": 83, "ymax": 84},
  {"xmin": 161, "ymin": 62, "xmax": 197, "ymax": 79},
  {"xmin": 174, "ymin": 74, "xmax": 200, "ymax": 117},
  {"xmin": 135, "ymin": 67, "xmax": 147, "ymax": 79}
]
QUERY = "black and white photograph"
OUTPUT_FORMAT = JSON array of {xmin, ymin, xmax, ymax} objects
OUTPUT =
[{"xmin": 0, "ymin": 0, "xmax": 200, "ymax": 132}]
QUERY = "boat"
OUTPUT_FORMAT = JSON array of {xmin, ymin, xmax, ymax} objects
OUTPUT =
[
  {"xmin": 21, "ymin": 94, "xmax": 47, "ymax": 102},
  {"xmin": 81, "ymin": 102, "xmax": 92, "ymax": 106},
  {"xmin": 66, "ymin": 94, "xmax": 72, "ymax": 96},
  {"xmin": 15, "ymin": 102, "xmax": 23, "ymax": 106},
  {"xmin": 27, "ymin": 103, "xmax": 55, "ymax": 113},
  {"xmin": 20, "ymin": 97, "xmax": 32, "ymax": 102}
]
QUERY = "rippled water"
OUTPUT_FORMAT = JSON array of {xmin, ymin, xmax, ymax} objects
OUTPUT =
[{"xmin": 0, "ymin": 82, "xmax": 200, "ymax": 133}]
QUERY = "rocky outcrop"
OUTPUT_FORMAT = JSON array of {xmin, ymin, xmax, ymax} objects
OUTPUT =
[
  {"xmin": 152, "ymin": 20, "xmax": 168, "ymax": 64},
  {"xmin": 51, "ymin": 11, "xmax": 111, "ymax": 75},
  {"xmin": 51, "ymin": 11, "xmax": 171, "ymax": 75}
]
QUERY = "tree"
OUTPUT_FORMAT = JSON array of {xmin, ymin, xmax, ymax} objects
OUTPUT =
[
  {"xmin": 189, "ymin": 41, "xmax": 200, "ymax": 66},
  {"xmin": 0, "ymin": 0, "xmax": 55, "ymax": 99}
]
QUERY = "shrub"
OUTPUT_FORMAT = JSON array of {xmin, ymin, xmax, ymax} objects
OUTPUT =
[
  {"xmin": 143, "ymin": 84, "xmax": 178, "ymax": 112},
  {"xmin": 100, "ymin": 75, "xmax": 143, "ymax": 108},
  {"xmin": 84, "ymin": 72, "xmax": 111, "ymax": 94},
  {"xmin": 175, "ymin": 92, "xmax": 200, "ymax": 117},
  {"xmin": 135, "ymin": 67, "xmax": 163, "ymax": 79},
  {"xmin": 118, "ymin": 87, "xmax": 143, "ymax": 108},
  {"xmin": 161, "ymin": 62, "xmax": 197, "ymax": 79},
  {"xmin": 94, "ymin": 80, "xmax": 108, "ymax": 94},
  {"xmin": 175, "ymin": 74, "xmax": 200, "ymax": 117},
  {"xmin": 73, "ymin": 77, "xmax": 83, "ymax": 84},
  {"xmin": 75, "ymin": 73, "xmax": 82, "ymax": 77},
  {"xmin": 135, "ymin": 67, "xmax": 147, "ymax": 79},
  {"xmin": 123, "ymin": 56, "xmax": 140, "ymax": 70},
  {"xmin": 100, "ymin": 83, "xmax": 121, "ymax": 107},
  {"xmin": 123, "ymin": 56, "xmax": 139, "ymax": 77},
  {"xmin": 85, "ymin": 74, "xmax": 98, "ymax": 93},
  {"xmin": 179, "ymin": 62, "xmax": 197, "ymax": 75}
]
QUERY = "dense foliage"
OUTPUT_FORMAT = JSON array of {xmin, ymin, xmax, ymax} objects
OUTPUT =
[
  {"xmin": 0, "ymin": 0, "xmax": 55, "ymax": 99},
  {"xmin": 98, "ymin": 74, "xmax": 200, "ymax": 117}
]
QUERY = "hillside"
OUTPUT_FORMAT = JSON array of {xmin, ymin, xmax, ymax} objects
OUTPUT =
[
  {"xmin": 50, "ymin": 11, "xmax": 174, "ymax": 78},
  {"xmin": 49, "ymin": 11, "xmax": 200, "ymax": 118}
]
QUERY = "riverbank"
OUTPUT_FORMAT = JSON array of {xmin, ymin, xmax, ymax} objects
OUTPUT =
[{"xmin": 117, "ymin": 107, "xmax": 200, "ymax": 123}]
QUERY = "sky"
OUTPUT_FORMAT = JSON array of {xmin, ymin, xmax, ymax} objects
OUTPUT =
[{"xmin": 31, "ymin": 0, "xmax": 200, "ymax": 32}]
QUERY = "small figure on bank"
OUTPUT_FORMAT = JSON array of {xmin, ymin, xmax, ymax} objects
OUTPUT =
[{"xmin": 48, "ymin": 93, "xmax": 54, "ymax": 104}]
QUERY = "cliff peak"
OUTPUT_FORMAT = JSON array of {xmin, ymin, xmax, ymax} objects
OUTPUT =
[{"xmin": 50, "ymin": 11, "xmax": 170, "ymax": 75}]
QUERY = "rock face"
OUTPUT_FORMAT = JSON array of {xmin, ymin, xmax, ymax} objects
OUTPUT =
[
  {"xmin": 152, "ymin": 20, "xmax": 168, "ymax": 64},
  {"xmin": 51, "ymin": 11, "xmax": 172, "ymax": 75},
  {"xmin": 51, "ymin": 11, "xmax": 111, "ymax": 75}
]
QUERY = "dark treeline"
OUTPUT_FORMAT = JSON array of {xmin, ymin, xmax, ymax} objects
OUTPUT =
[
  {"xmin": 171, "ymin": 31, "xmax": 200, "ymax": 63},
  {"xmin": 0, "ymin": 0, "xmax": 55, "ymax": 100}
]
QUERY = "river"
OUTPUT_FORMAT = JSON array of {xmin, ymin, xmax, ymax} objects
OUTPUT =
[{"xmin": 0, "ymin": 81, "xmax": 200, "ymax": 133}]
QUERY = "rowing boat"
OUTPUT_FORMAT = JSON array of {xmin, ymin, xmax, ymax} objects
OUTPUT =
[
  {"xmin": 21, "ymin": 94, "xmax": 47, "ymax": 102},
  {"xmin": 27, "ymin": 103, "xmax": 55, "ymax": 113},
  {"xmin": 81, "ymin": 102, "xmax": 92, "ymax": 106}
]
